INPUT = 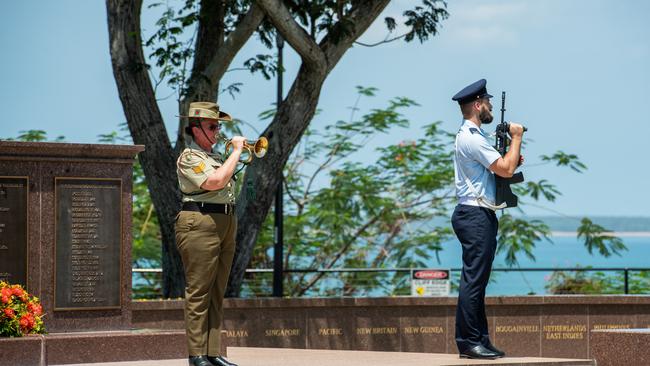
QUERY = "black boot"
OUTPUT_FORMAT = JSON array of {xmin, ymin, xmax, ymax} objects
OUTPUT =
[
  {"xmin": 486, "ymin": 342, "xmax": 506, "ymax": 357},
  {"xmin": 207, "ymin": 356, "xmax": 238, "ymax": 366},
  {"xmin": 459, "ymin": 344, "xmax": 500, "ymax": 360},
  {"xmin": 189, "ymin": 355, "xmax": 213, "ymax": 366}
]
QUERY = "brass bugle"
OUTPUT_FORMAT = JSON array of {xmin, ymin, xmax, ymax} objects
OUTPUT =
[{"xmin": 224, "ymin": 136, "xmax": 268, "ymax": 164}]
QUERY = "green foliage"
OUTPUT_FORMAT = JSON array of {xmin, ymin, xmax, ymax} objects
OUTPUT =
[
  {"xmin": 145, "ymin": 1, "xmax": 197, "ymax": 96},
  {"xmin": 513, "ymin": 180, "xmax": 561, "ymax": 202},
  {"xmin": 545, "ymin": 269, "xmax": 619, "ymax": 294},
  {"xmin": 497, "ymin": 215, "xmax": 551, "ymax": 266},
  {"xmin": 2, "ymin": 130, "xmax": 65, "ymax": 142},
  {"xmin": 144, "ymin": 0, "xmax": 278, "ymax": 98},
  {"xmin": 402, "ymin": 0, "xmax": 449, "ymax": 42},
  {"xmin": 143, "ymin": 1, "xmax": 450, "ymax": 98},
  {"xmin": 17, "ymin": 130, "xmax": 48, "ymax": 142},
  {"xmin": 544, "ymin": 268, "xmax": 650, "ymax": 295},
  {"xmin": 245, "ymin": 87, "xmax": 455, "ymax": 297},
  {"xmin": 627, "ymin": 270, "xmax": 650, "ymax": 294},
  {"xmin": 577, "ymin": 218, "xmax": 627, "ymax": 257},
  {"xmin": 131, "ymin": 160, "xmax": 164, "ymax": 299},
  {"xmin": 243, "ymin": 54, "xmax": 279, "ymax": 80},
  {"xmin": 502, "ymin": 149, "xmax": 626, "ymax": 270},
  {"xmin": 540, "ymin": 151, "xmax": 587, "ymax": 173}
]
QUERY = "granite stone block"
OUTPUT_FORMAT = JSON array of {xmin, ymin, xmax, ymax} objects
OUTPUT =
[
  {"xmin": 0, "ymin": 335, "xmax": 43, "ymax": 366},
  {"xmin": 222, "ymin": 307, "xmax": 307, "ymax": 349},
  {"xmin": 590, "ymin": 329, "xmax": 650, "ymax": 366},
  {"xmin": 306, "ymin": 307, "xmax": 356, "ymax": 350},
  {"xmin": 540, "ymin": 305, "xmax": 589, "ymax": 359},
  {"xmin": 634, "ymin": 304, "xmax": 650, "ymax": 329},
  {"xmin": 351, "ymin": 307, "xmax": 400, "ymax": 352},
  {"xmin": 399, "ymin": 305, "xmax": 449, "ymax": 353},
  {"xmin": 44, "ymin": 330, "xmax": 186, "ymax": 365},
  {"xmin": 493, "ymin": 305, "xmax": 542, "ymax": 357},
  {"xmin": 589, "ymin": 305, "xmax": 636, "ymax": 329}
]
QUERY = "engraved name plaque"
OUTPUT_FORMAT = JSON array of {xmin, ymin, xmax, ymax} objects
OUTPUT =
[
  {"xmin": 55, "ymin": 178, "xmax": 122, "ymax": 310},
  {"xmin": 0, "ymin": 177, "xmax": 28, "ymax": 286}
]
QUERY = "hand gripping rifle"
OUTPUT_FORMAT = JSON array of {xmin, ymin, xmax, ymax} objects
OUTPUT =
[{"xmin": 494, "ymin": 91, "xmax": 527, "ymax": 208}]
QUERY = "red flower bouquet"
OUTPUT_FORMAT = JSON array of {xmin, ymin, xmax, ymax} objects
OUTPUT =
[{"xmin": 0, "ymin": 281, "xmax": 46, "ymax": 337}]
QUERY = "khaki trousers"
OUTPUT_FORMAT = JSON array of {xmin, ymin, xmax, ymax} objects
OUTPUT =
[{"xmin": 175, "ymin": 210, "xmax": 237, "ymax": 357}]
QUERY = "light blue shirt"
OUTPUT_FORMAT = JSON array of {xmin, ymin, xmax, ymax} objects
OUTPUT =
[{"xmin": 454, "ymin": 120, "xmax": 502, "ymax": 205}]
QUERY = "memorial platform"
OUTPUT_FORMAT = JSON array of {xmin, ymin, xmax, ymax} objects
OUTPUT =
[{"xmin": 54, "ymin": 347, "xmax": 595, "ymax": 366}]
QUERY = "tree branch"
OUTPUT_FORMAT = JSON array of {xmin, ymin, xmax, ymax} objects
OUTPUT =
[
  {"xmin": 297, "ymin": 211, "xmax": 385, "ymax": 295},
  {"xmin": 191, "ymin": 0, "xmax": 226, "ymax": 82},
  {"xmin": 255, "ymin": 0, "xmax": 326, "ymax": 70},
  {"xmin": 320, "ymin": 1, "xmax": 391, "ymax": 73},
  {"xmin": 177, "ymin": 3, "xmax": 265, "ymax": 151},
  {"xmin": 355, "ymin": 33, "xmax": 407, "ymax": 47},
  {"xmin": 371, "ymin": 221, "xmax": 401, "ymax": 267},
  {"xmin": 202, "ymin": 3, "xmax": 266, "ymax": 88}
]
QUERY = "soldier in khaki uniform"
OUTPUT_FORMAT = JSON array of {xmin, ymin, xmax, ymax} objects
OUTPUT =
[{"xmin": 175, "ymin": 102, "xmax": 246, "ymax": 366}]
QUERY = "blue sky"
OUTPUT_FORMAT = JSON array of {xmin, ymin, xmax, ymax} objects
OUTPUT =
[{"xmin": 1, "ymin": 1, "xmax": 648, "ymax": 217}]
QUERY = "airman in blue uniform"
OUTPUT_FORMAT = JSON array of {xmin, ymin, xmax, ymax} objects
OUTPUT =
[{"xmin": 451, "ymin": 79, "xmax": 524, "ymax": 359}]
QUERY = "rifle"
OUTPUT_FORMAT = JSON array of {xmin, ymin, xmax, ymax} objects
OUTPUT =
[{"xmin": 494, "ymin": 91, "xmax": 526, "ymax": 208}]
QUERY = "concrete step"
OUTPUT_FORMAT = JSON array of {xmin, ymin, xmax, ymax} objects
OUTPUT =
[{"xmin": 55, "ymin": 347, "xmax": 595, "ymax": 366}]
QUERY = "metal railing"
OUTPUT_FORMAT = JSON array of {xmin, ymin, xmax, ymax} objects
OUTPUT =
[{"xmin": 132, "ymin": 267, "xmax": 650, "ymax": 298}]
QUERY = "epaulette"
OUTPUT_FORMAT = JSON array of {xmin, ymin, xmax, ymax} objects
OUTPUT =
[{"xmin": 180, "ymin": 148, "xmax": 208, "ymax": 161}]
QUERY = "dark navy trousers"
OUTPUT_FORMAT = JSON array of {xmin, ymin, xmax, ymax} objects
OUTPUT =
[{"xmin": 451, "ymin": 204, "xmax": 498, "ymax": 352}]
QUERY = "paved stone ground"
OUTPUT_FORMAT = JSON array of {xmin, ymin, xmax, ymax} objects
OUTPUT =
[{"xmin": 57, "ymin": 347, "xmax": 595, "ymax": 366}]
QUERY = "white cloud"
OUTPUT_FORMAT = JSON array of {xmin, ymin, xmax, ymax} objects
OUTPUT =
[
  {"xmin": 453, "ymin": 25, "xmax": 518, "ymax": 44},
  {"xmin": 440, "ymin": 0, "xmax": 547, "ymax": 46},
  {"xmin": 456, "ymin": 2, "xmax": 529, "ymax": 22}
]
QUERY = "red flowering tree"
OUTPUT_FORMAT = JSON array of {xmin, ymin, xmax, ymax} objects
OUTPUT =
[{"xmin": 0, "ymin": 281, "xmax": 45, "ymax": 337}]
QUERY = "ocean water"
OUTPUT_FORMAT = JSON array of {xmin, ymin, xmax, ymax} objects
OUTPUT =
[{"xmin": 433, "ymin": 235, "xmax": 650, "ymax": 295}]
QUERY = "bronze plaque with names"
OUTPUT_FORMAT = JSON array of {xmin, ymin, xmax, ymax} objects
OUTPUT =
[
  {"xmin": 0, "ymin": 177, "xmax": 28, "ymax": 287},
  {"xmin": 55, "ymin": 178, "xmax": 122, "ymax": 310}
]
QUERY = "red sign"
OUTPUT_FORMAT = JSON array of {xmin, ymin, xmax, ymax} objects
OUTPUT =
[{"xmin": 413, "ymin": 270, "xmax": 448, "ymax": 280}]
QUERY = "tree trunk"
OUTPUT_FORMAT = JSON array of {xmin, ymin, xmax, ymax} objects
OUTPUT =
[
  {"xmin": 175, "ymin": 0, "xmax": 226, "ymax": 155},
  {"xmin": 226, "ymin": 65, "xmax": 326, "ymax": 297},
  {"xmin": 106, "ymin": 0, "xmax": 185, "ymax": 298},
  {"xmin": 226, "ymin": 0, "xmax": 390, "ymax": 297}
]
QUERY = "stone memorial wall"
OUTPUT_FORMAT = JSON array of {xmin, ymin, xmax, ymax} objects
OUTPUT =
[
  {"xmin": 0, "ymin": 141, "xmax": 143, "ymax": 332},
  {"xmin": 132, "ymin": 296, "xmax": 650, "ymax": 359}
]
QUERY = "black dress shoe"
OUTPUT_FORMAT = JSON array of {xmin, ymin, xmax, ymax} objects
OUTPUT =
[
  {"xmin": 207, "ymin": 355, "xmax": 238, "ymax": 366},
  {"xmin": 459, "ymin": 344, "xmax": 500, "ymax": 360},
  {"xmin": 189, "ymin": 355, "xmax": 213, "ymax": 366},
  {"xmin": 485, "ymin": 342, "xmax": 506, "ymax": 357}
]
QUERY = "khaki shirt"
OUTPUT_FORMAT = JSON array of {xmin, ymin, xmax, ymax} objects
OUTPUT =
[{"xmin": 176, "ymin": 141, "xmax": 236, "ymax": 204}]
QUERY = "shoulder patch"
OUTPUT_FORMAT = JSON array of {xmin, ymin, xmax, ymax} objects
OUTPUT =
[
  {"xmin": 469, "ymin": 128, "xmax": 479, "ymax": 134},
  {"xmin": 191, "ymin": 161, "xmax": 206, "ymax": 174}
]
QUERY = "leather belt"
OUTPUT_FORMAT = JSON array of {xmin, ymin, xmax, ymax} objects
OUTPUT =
[{"xmin": 181, "ymin": 201, "xmax": 235, "ymax": 215}]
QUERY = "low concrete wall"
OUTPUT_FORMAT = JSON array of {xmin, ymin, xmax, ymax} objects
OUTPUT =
[
  {"xmin": 590, "ymin": 328, "xmax": 650, "ymax": 366},
  {"xmin": 132, "ymin": 296, "xmax": 650, "ymax": 359},
  {"xmin": 0, "ymin": 330, "xmax": 187, "ymax": 366}
]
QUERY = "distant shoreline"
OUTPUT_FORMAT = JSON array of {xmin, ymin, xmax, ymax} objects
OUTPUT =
[{"xmin": 551, "ymin": 231, "xmax": 650, "ymax": 238}]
